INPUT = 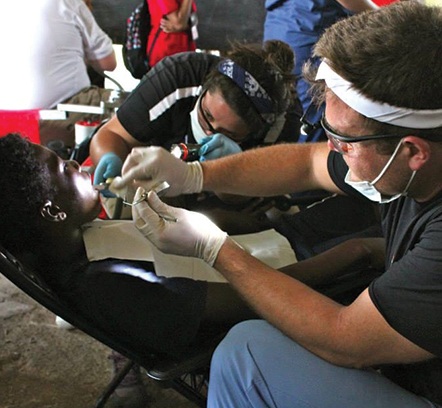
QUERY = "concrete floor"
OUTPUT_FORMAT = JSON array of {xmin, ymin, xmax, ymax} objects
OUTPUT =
[{"xmin": 0, "ymin": 274, "xmax": 199, "ymax": 408}]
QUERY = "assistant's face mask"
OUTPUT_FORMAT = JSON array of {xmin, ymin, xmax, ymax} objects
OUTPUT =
[
  {"xmin": 345, "ymin": 139, "xmax": 417, "ymax": 204},
  {"xmin": 190, "ymin": 97, "xmax": 209, "ymax": 144}
]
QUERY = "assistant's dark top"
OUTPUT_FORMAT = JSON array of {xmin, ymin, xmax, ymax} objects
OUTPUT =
[
  {"xmin": 46, "ymin": 256, "xmax": 208, "ymax": 359},
  {"xmin": 117, "ymin": 51, "xmax": 220, "ymax": 149},
  {"xmin": 116, "ymin": 50, "xmax": 303, "ymax": 149},
  {"xmin": 328, "ymin": 151, "xmax": 442, "ymax": 403}
]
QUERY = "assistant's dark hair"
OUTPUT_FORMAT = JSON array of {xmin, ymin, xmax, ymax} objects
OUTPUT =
[
  {"xmin": 204, "ymin": 40, "xmax": 296, "ymax": 134},
  {"xmin": 0, "ymin": 134, "xmax": 55, "ymax": 252}
]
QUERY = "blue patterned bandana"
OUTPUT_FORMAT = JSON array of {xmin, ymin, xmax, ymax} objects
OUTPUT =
[{"xmin": 218, "ymin": 59, "xmax": 275, "ymax": 124}]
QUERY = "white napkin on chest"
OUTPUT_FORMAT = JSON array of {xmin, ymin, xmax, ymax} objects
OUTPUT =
[{"xmin": 82, "ymin": 220, "xmax": 297, "ymax": 283}]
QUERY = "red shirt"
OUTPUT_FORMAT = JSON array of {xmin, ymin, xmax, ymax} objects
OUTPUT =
[
  {"xmin": 373, "ymin": 0, "xmax": 397, "ymax": 5},
  {"xmin": 147, "ymin": 0, "xmax": 197, "ymax": 67}
]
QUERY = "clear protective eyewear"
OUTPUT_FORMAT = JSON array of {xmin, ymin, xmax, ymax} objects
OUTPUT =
[{"xmin": 320, "ymin": 115, "xmax": 403, "ymax": 154}]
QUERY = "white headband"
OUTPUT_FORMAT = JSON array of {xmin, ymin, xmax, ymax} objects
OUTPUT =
[{"xmin": 316, "ymin": 61, "xmax": 442, "ymax": 129}]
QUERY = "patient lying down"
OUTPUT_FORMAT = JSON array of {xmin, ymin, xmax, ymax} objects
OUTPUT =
[{"xmin": 0, "ymin": 134, "xmax": 384, "ymax": 357}]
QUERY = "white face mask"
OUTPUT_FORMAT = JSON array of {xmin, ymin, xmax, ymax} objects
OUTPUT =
[
  {"xmin": 190, "ymin": 97, "xmax": 209, "ymax": 144},
  {"xmin": 344, "ymin": 139, "xmax": 417, "ymax": 204}
]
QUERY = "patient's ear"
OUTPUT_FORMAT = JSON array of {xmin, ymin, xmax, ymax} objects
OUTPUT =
[{"xmin": 40, "ymin": 200, "xmax": 67, "ymax": 222}]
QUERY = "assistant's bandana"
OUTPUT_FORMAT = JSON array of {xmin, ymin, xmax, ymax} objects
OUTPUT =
[
  {"xmin": 218, "ymin": 59, "xmax": 275, "ymax": 123},
  {"xmin": 316, "ymin": 61, "xmax": 442, "ymax": 129}
]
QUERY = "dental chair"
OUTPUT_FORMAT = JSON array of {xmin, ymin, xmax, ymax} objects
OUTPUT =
[
  {"xmin": 0, "ymin": 240, "xmax": 382, "ymax": 407},
  {"xmin": 0, "ymin": 244, "xmax": 222, "ymax": 407}
]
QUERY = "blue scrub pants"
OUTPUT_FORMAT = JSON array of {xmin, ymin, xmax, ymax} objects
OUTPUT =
[{"xmin": 208, "ymin": 320, "xmax": 440, "ymax": 408}]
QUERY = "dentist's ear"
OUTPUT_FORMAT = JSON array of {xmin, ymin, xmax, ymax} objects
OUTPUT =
[
  {"xmin": 402, "ymin": 136, "xmax": 431, "ymax": 171},
  {"xmin": 40, "ymin": 200, "xmax": 67, "ymax": 222}
]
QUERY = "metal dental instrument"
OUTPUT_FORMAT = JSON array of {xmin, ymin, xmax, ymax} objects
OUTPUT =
[{"xmin": 122, "ymin": 181, "xmax": 177, "ymax": 222}]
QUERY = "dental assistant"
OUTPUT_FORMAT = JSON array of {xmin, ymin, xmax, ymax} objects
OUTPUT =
[{"xmin": 89, "ymin": 41, "xmax": 299, "ymax": 186}]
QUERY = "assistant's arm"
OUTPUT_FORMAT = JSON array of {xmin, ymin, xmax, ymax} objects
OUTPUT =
[
  {"xmin": 279, "ymin": 237, "xmax": 385, "ymax": 287},
  {"xmin": 90, "ymin": 115, "xmax": 144, "ymax": 166}
]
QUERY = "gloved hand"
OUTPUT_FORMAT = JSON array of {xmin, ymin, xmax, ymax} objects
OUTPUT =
[
  {"xmin": 199, "ymin": 134, "xmax": 242, "ymax": 161},
  {"xmin": 114, "ymin": 146, "xmax": 203, "ymax": 197},
  {"xmin": 93, "ymin": 152, "xmax": 123, "ymax": 197},
  {"xmin": 132, "ymin": 188, "xmax": 227, "ymax": 266},
  {"xmin": 93, "ymin": 152, "xmax": 123, "ymax": 194}
]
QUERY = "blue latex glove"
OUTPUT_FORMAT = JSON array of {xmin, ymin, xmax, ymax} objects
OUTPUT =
[
  {"xmin": 93, "ymin": 152, "xmax": 123, "ymax": 197},
  {"xmin": 198, "ymin": 134, "xmax": 242, "ymax": 161}
]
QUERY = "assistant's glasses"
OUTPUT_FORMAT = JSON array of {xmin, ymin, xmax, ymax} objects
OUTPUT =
[{"xmin": 198, "ymin": 92, "xmax": 217, "ymax": 134}]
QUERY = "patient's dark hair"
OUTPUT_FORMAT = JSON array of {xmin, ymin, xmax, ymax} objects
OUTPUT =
[{"xmin": 0, "ymin": 134, "xmax": 55, "ymax": 252}]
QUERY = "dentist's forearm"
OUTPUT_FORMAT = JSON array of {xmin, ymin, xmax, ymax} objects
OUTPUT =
[{"xmin": 201, "ymin": 142, "xmax": 337, "ymax": 196}]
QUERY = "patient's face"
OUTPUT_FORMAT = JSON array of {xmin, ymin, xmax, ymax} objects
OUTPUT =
[{"xmin": 33, "ymin": 144, "xmax": 102, "ymax": 223}]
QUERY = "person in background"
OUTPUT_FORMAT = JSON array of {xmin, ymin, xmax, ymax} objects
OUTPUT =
[
  {"xmin": 263, "ymin": 0, "xmax": 390, "ymax": 143},
  {"xmin": 113, "ymin": 2, "xmax": 442, "ymax": 406},
  {"xmin": 147, "ymin": 0, "xmax": 198, "ymax": 68},
  {"xmin": 0, "ymin": 0, "xmax": 116, "ymax": 150},
  {"xmin": 83, "ymin": 0, "xmax": 108, "ymax": 88}
]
